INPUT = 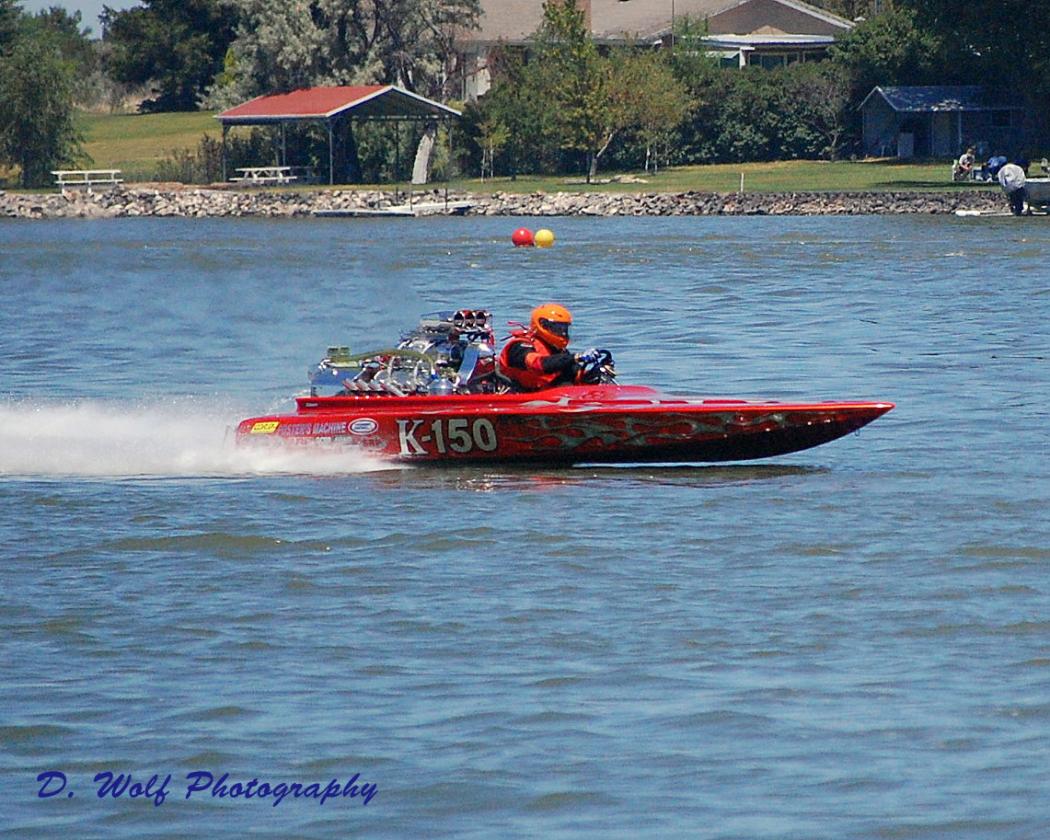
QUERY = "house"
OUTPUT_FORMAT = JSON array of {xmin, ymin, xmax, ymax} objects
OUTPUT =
[
  {"xmin": 859, "ymin": 85, "xmax": 1026, "ymax": 159},
  {"xmin": 457, "ymin": 0, "xmax": 855, "ymax": 99}
]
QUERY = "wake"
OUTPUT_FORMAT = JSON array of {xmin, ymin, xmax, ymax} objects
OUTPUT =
[{"xmin": 0, "ymin": 398, "xmax": 392, "ymax": 478}]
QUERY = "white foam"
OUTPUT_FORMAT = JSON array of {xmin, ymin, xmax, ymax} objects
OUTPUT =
[{"xmin": 0, "ymin": 399, "xmax": 394, "ymax": 478}]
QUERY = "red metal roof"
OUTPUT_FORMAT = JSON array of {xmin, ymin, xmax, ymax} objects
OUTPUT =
[
  {"xmin": 220, "ymin": 86, "xmax": 386, "ymax": 120},
  {"xmin": 218, "ymin": 85, "xmax": 460, "ymax": 124}
]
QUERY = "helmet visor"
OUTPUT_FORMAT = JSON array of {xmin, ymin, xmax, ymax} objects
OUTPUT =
[{"xmin": 539, "ymin": 318, "xmax": 570, "ymax": 340}]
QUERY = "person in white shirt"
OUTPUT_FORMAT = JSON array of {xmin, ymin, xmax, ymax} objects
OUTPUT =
[{"xmin": 997, "ymin": 158, "xmax": 1029, "ymax": 215}]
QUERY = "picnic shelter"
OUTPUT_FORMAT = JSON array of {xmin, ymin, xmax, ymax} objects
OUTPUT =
[{"xmin": 217, "ymin": 85, "xmax": 462, "ymax": 185}]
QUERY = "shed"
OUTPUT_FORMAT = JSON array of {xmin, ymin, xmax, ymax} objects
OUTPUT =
[
  {"xmin": 859, "ymin": 85, "xmax": 1025, "ymax": 159},
  {"xmin": 217, "ymin": 85, "xmax": 462, "ymax": 184}
]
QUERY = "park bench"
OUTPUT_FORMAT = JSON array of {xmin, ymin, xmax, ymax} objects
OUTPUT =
[{"xmin": 52, "ymin": 169, "xmax": 123, "ymax": 190}]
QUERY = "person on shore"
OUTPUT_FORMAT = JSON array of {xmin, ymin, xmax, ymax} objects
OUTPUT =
[
  {"xmin": 953, "ymin": 147, "xmax": 976, "ymax": 181},
  {"xmin": 982, "ymin": 153, "xmax": 1008, "ymax": 182},
  {"xmin": 498, "ymin": 303, "xmax": 602, "ymax": 391},
  {"xmin": 997, "ymin": 158, "xmax": 1030, "ymax": 216}
]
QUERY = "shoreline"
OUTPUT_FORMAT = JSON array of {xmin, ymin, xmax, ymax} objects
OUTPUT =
[{"xmin": 0, "ymin": 186, "xmax": 1006, "ymax": 219}]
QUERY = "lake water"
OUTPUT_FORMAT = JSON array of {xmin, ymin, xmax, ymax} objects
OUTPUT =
[{"xmin": 1, "ymin": 215, "xmax": 1048, "ymax": 839}]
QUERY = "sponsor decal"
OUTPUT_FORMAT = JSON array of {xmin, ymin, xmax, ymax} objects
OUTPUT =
[
  {"xmin": 311, "ymin": 421, "xmax": 348, "ymax": 436},
  {"xmin": 348, "ymin": 418, "xmax": 379, "ymax": 436},
  {"xmin": 277, "ymin": 423, "xmax": 313, "ymax": 437},
  {"xmin": 397, "ymin": 417, "xmax": 498, "ymax": 456},
  {"xmin": 249, "ymin": 421, "xmax": 279, "ymax": 435}
]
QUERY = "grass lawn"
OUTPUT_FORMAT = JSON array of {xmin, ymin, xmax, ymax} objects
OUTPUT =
[
  {"xmin": 69, "ymin": 110, "xmax": 1010, "ymax": 193},
  {"xmin": 452, "ymin": 159, "xmax": 996, "ymax": 194},
  {"xmin": 78, "ymin": 110, "xmax": 220, "ymax": 181},
  {"xmin": 329, "ymin": 158, "xmax": 999, "ymax": 196}
]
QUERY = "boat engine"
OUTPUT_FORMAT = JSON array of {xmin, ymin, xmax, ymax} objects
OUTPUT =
[
  {"xmin": 308, "ymin": 309, "xmax": 499, "ymax": 395},
  {"xmin": 397, "ymin": 309, "xmax": 495, "ymax": 370}
]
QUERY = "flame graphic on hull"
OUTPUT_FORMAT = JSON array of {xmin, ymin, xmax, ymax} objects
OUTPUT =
[
  {"xmin": 501, "ymin": 412, "xmax": 784, "ymax": 452},
  {"xmin": 495, "ymin": 409, "xmax": 876, "ymax": 464}
]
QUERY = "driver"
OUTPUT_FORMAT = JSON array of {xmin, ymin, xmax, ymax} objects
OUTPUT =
[{"xmin": 498, "ymin": 303, "xmax": 602, "ymax": 391}]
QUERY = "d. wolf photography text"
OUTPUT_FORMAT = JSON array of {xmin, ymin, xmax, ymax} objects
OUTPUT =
[{"xmin": 35, "ymin": 770, "xmax": 378, "ymax": 808}]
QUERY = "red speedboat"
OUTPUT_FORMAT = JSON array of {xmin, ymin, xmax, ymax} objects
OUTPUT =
[{"xmin": 236, "ymin": 310, "xmax": 893, "ymax": 465}]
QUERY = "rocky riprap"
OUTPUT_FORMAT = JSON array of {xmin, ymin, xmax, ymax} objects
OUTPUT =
[
  {"xmin": 0, "ymin": 184, "xmax": 1006, "ymax": 219},
  {"xmin": 471, "ymin": 189, "xmax": 1004, "ymax": 216}
]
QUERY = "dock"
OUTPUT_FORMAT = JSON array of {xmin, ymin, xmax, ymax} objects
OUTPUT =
[{"xmin": 313, "ymin": 201, "xmax": 473, "ymax": 218}]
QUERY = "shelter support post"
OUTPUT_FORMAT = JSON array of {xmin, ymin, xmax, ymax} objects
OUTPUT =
[
  {"xmin": 221, "ymin": 124, "xmax": 228, "ymax": 182},
  {"xmin": 328, "ymin": 119, "xmax": 335, "ymax": 186},
  {"xmin": 445, "ymin": 119, "xmax": 451, "ymax": 210}
]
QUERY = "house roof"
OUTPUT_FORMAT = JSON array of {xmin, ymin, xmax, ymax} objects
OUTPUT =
[
  {"xmin": 462, "ymin": 0, "xmax": 852, "ymax": 46},
  {"xmin": 217, "ymin": 85, "xmax": 461, "ymax": 125},
  {"xmin": 859, "ymin": 85, "xmax": 1022, "ymax": 113},
  {"xmin": 705, "ymin": 32, "xmax": 837, "ymax": 48}
]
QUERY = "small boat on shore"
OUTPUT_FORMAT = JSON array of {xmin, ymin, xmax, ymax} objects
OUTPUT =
[
  {"xmin": 1024, "ymin": 179, "xmax": 1050, "ymax": 208},
  {"xmin": 236, "ymin": 310, "xmax": 893, "ymax": 465}
]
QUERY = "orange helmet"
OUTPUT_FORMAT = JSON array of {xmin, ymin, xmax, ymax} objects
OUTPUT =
[{"xmin": 530, "ymin": 303, "xmax": 572, "ymax": 350}]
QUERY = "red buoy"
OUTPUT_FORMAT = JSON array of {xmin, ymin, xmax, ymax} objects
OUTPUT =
[{"xmin": 512, "ymin": 227, "xmax": 534, "ymax": 247}]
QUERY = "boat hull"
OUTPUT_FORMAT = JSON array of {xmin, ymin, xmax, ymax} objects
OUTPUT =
[
  {"xmin": 1025, "ymin": 177, "xmax": 1050, "ymax": 206},
  {"xmin": 236, "ymin": 386, "xmax": 893, "ymax": 465}
]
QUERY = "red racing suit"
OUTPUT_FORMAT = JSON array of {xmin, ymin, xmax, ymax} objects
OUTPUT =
[{"xmin": 498, "ymin": 331, "xmax": 578, "ymax": 391}]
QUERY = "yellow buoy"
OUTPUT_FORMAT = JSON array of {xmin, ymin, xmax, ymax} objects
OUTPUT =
[{"xmin": 534, "ymin": 228, "xmax": 555, "ymax": 248}]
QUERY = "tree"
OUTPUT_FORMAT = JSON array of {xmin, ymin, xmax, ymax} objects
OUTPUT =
[
  {"xmin": 476, "ymin": 113, "xmax": 508, "ymax": 180},
  {"xmin": 0, "ymin": 0, "xmax": 19, "ymax": 53},
  {"xmin": 24, "ymin": 7, "xmax": 100, "ymax": 103},
  {"xmin": 704, "ymin": 70, "xmax": 779, "ymax": 162},
  {"xmin": 808, "ymin": 0, "xmax": 881, "ymax": 20},
  {"xmin": 375, "ymin": 0, "xmax": 480, "ymax": 100},
  {"xmin": 0, "ymin": 29, "xmax": 87, "ymax": 186},
  {"xmin": 101, "ymin": 0, "xmax": 239, "ymax": 111},
  {"xmin": 896, "ymin": 0, "xmax": 1050, "ymax": 143},
  {"xmin": 529, "ymin": 0, "xmax": 612, "ymax": 182},
  {"xmin": 608, "ymin": 47, "xmax": 689, "ymax": 174},
  {"xmin": 664, "ymin": 15, "xmax": 732, "ymax": 165},
  {"xmin": 473, "ymin": 5, "xmax": 689, "ymax": 179},
  {"xmin": 829, "ymin": 6, "xmax": 955, "ymax": 96},
  {"xmin": 470, "ymin": 46, "xmax": 559, "ymax": 180},
  {"xmin": 897, "ymin": 0, "xmax": 1050, "ymax": 84},
  {"xmin": 205, "ymin": 0, "xmax": 327, "ymax": 106},
  {"xmin": 209, "ymin": 0, "xmax": 479, "ymax": 107},
  {"xmin": 666, "ymin": 65, "xmax": 836, "ymax": 164},
  {"xmin": 782, "ymin": 62, "xmax": 852, "ymax": 160}
]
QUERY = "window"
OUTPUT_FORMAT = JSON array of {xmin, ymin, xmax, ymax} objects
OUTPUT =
[{"xmin": 752, "ymin": 53, "xmax": 787, "ymax": 69}]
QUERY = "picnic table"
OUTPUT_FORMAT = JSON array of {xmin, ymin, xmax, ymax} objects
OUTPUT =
[
  {"xmin": 52, "ymin": 169, "xmax": 123, "ymax": 189},
  {"xmin": 230, "ymin": 166, "xmax": 298, "ymax": 186}
]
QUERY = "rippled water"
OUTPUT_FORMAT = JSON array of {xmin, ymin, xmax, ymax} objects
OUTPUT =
[{"xmin": 1, "ymin": 215, "xmax": 1048, "ymax": 838}]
